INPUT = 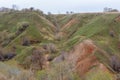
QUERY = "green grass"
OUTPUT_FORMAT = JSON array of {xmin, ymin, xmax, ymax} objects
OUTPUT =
[
  {"xmin": 16, "ymin": 46, "xmax": 34, "ymax": 64},
  {"xmin": 86, "ymin": 70, "xmax": 114, "ymax": 80},
  {"xmin": 62, "ymin": 13, "xmax": 120, "ymax": 50},
  {"xmin": 1, "ymin": 12, "xmax": 120, "ymax": 79},
  {"xmin": 0, "ymin": 12, "xmax": 54, "ymax": 49}
]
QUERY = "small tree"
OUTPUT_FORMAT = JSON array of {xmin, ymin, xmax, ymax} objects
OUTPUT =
[
  {"xmin": 31, "ymin": 49, "xmax": 46, "ymax": 70},
  {"xmin": 66, "ymin": 11, "xmax": 69, "ymax": 14},
  {"xmin": 70, "ymin": 11, "xmax": 74, "ymax": 14},
  {"xmin": 30, "ymin": 7, "xmax": 34, "ymax": 11},
  {"xmin": 104, "ymin": 7, "xmax": 119, "ymax": 12},
  {"xmin": 110, "ymin": 9, "xmax": 119, "ymax": 12},
  {"xmin": 12, "ymin": 4, "xmax": 18, "ymax": 10},
  {"xmin": 48, "ymin": 12, "xmax": 52, "ymax": 15}
]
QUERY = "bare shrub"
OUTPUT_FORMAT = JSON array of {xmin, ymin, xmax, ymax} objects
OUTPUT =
[
  {"xmin": 43, "ymin": 43, "xmax": 57, "ymax": 54},
  {"xmin": 110, "ymin": 55, "xmax": 120, "ymax": 73},
  {"xmin": 22, "ymin": 37, "xmax": 30, "ymax": 46},
  {"xmin": 0, "ymin": 49, "xmax": 4, "ymax": 61},
  {"xmin": 16, "ymin": 22, "xmax": 29, "ymax": 35},
  {"xmin": 30, "ymin": 48, "xmax": 46, "ymax": 71}
]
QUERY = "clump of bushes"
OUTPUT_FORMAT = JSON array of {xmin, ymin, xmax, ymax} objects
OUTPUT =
[
  {"xmin": 16, "ymin": 46, "xmax": 46, "ymax": 70},
  {"xmin": 30, "ymin": 48, "xmax": 46, "ymax": 70},
  {"xmin": 0, "ymin": 21, "xmax": 30, "ymax": 47},
  {"xmin": 0, "ymin": 30, "xmax": 16, "ymax": 47},
  {"xmin": 15, "ymin": 46, "xmax": 34, "ymax": 68},
  {"xmin": 17, "ymin": 21, "xmax": 29, "ymax": 30},
  {"xmin": 42, "ymin": 43, "xmax": 57, "ymax": 54},
  {"xmin": 16, "ymin": 21, "xmax": 29, "ymax": 35}
]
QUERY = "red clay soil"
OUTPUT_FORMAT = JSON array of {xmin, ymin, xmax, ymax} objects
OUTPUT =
[
  {"xmin": 0, "ymin": 72, "xmax": 7, "ymax": 80},
  {"xmin": 61, "ymin": 19, "xmax": 78, "ymax": 31},
  {"xmin": 75, "ymin": 55, "xmax": 98, "ymax": 76},
  {"xmin": 68, "ymin": 40, "xmax": 96, "ymax": 63},
  {"xmin": 67, "ymin": 39, "xmax": 108, "ymax": 76},
  {"xmin": 55, "ymin": 19, "xmax": 79, "ymax": 39},
  {"xmin": 115, "ymin": 15, "xmax": 120, "ymax": 22}
]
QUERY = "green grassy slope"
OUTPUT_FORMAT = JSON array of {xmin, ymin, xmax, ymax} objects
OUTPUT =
[
  {"xmin": 0, "ymin": 12, "xmax": 56, "ymax": 49},
  {"xmin": 58, "ymin": 13, "xmax": 120, "ymax": 51},
  {"xmin": 57, "ymin": 13, "xmax": 120, "ymax": 72},
  {"xmin": 0, "ymin": 12, "xmax": 120, "ymax": 79}
]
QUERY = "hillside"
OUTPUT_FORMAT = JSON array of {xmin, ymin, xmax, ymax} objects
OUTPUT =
[{"xmin": 0, "ymin": 11, "xmax": 120, "ymax": 80}]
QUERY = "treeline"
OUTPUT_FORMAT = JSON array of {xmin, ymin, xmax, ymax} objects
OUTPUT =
[
  {"xmin": 103, "ymin": 7, "xmax": 119, "ymax": 12},
  {"xmin": 0, "ymin": 5, "xmax": 44, "ymax": 14}
]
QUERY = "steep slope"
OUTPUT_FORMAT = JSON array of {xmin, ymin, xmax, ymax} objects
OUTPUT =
[
  {"xmin": 0, "ymin": 12, "xmax": 120, "ymax": 79},
  {"xmin": 0, "ymin": 12, "xmax": 57, "ymax": 53},
  {"xmin": 62, "ymin": 13, "xmax": 120, "ymax": 51},
  {"xmin": 55, "ymin": 13, "xmax": 120, "ymax": 79}
]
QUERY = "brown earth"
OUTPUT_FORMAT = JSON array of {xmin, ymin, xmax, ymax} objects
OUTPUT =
[
  {"xmin": 67, "ymin": 39, "xmax": 108, "ymax": 76},
  {"xmin": 51, "ymin": 39, "xmax": 109, "ymax": 77},
  {"xmin": 114, "ymin": 15, "xmax": 120, "ymax": 22},
  {"xmin": 0, "ymin": 73, "xmax": 7, "ymax": 80},
  {"xmin": 61, "ymin": 19, "xmax": 78, "ymax": 31}
]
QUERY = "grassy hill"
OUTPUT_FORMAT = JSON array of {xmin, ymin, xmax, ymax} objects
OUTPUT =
[{"xmin": 0, "ymin": 11, "xmax": 120, "ymax": 80}]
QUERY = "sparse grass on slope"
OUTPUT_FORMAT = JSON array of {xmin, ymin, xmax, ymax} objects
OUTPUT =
[
  {"xmin": 1, "ymin": 12, "xmax": 120, "ymax": 80},
  {"xmin": 63, "ymin": 14, "xmax": 120, "ymax": 50}
]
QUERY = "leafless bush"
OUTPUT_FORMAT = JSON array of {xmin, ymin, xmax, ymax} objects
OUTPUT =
[
  {"xmin": 43, "ymin": 43, "xmax": 57, "ymax": 54},
  {"xmin": 30, "ymin": 48, "xmax": 46, "ymax": 71},
  {"xmin": 22, "ymin": 37, "xmax": 30, "ymax": 46},
  {"xmin": 110, "ymin": 55, "xmax": 120, "ymax": 73}
]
